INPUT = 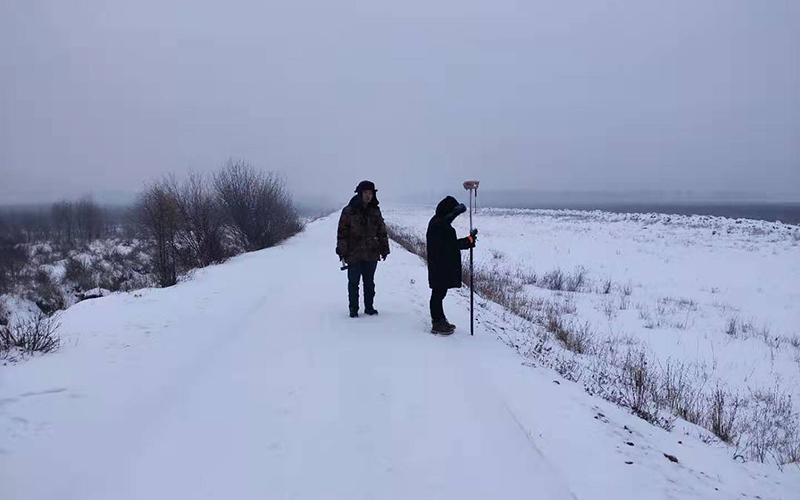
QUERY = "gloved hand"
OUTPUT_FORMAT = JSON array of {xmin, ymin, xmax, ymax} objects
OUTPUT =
[
  {"xmin": 467, "ymin": 228, "xmax": 478, "ymax": 247},
  {"xmin": 381, "ymin": 253, "xmax": 387, "ymax": 261}
]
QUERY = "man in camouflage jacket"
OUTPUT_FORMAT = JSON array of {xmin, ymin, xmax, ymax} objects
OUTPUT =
[{"xmin": 336, "ymin": 180, "xmax": 390, "ymax": 317}]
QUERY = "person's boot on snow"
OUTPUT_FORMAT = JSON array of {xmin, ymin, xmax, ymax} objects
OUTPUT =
[
  {"xmin": 336, "ymin": 180, "xmax": 390, "ymax": 318},
  {"xmin": 425, "ymin": 196, "xmax": 478, "ymax": 335},
  {"xmin": 431, "ymin": 318, "xmax": 456, "ymax": 335}
]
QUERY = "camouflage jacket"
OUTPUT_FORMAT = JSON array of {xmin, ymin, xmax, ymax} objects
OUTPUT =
[{"xmin": 336, "ymin": 195, "xmax": 390, "ymax": 264}]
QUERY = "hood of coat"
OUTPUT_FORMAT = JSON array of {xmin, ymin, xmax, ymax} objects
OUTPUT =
[{"xmin": 435, "ymin": 196, "xmax": 460, "ymax": 218}]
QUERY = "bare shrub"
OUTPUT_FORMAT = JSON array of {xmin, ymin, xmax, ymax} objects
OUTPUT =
[
  {"xmin": 539, "ymin": 267, "xmax": 588, "ymax": 293},
  {"xmin": 0, "ymin": 311, "xmax": 61, "ymax": 355},
  {"xmin": 639, "ymin": 299, "xmax": 688, "ymax": 330},
  {"xmin": 135, "ymin": 181, "xmax": 180, "ymax": 287},
  {"xmin": 489, "ymin": 248, "xmax": 505, "ymax": 260},
  {"xmin": 468, "ymin": 264, "xmax": 521, "ymax": 306},
  {"xmin": 109, "ymin": 246, "xmax": 152, "ymax": 292},
  {"xmin": 552, "ymin": 296, "xmax": 577, "ymax": 315},
  {"xmin": 602, "ymin": 278, "xmax": 612, "ymax": 295},
  {"xmin": 658, "ymin": 359, "xmax": 705, "ymax": 425},
  {"xmin": 725, "ymin": 317, "xmax": 739, "ymax": 336},
  {"xmin": 516, "ymin": 295, "xmax": 547, "ymax": 323},
  {"xmin": 169, "ymin": 172, "xmax": 230, "ymax": 267},
  {"xmin": 564, "ymin": 266, "xmax": 588, "ymax": 292},
  {"xmin": 214, "ymin": 160, "xmax": 302, "ymax": 252},
  {"xmin": 545, "ymin": 309, "xmax": 567, "ymax": 338},
  {"xmin": 709, "ymin": 385, "xmax": 743, "ymax": 444},
  {"xmin": 540, "ymin": 269, "xmax": 565, "ymax": 291},
  {"xmin": 725, "ymin": 316, "xmax": 756, "ymax": 338},
  {"xmin": 589, "ymin": 346, "xmax": 661, "ymax": 425},
  {"xmin": 515, "ymin": 269, "xmax": 538, "ymax": 286},
  {"xmin": 655, "ymin": 300, "xmax": 668, "ymax": 323},
  {"xmin": 639, "ymin": 306, "xmax": 660, "ymax": 329},
  {"xmin": 65, "ymin": 257, "xmax": 96, "ymax": 290},
  {"xmin": 742, "ymin": 386, "xmax": 800, "ymax": 465},
  {"xmin": 29, "ymin": 269, "xmax": 65, "ymax": 315},
  {"xmin": 621, "ymin": 282, "xmax": 633, "ymax": 296},
  {"xmin": 565, "ymin": 321, "xmax": 594, "ymax": 354},
  {"xmin": 602, "ymin": 298, "xmax": 617, "ymax": 321},
  {"xmin": 619, "ymin": 295, "xmax": 630, "ymax": 311},
  {"xmin": 619, "ymin": 349, "xmax": 659, "ymax": 423}
]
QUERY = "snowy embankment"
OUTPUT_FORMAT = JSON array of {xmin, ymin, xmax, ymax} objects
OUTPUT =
[
  {"xmin": 1, "ymin": 238, "xmax": 150, "ymax": 326},
  {"xmin": 385, "ymin": 205, "xmax": 800, "ymax": 465},
  {"xmin": 1, "ymin": 214, "xmax": 798, "ymax": 499}
]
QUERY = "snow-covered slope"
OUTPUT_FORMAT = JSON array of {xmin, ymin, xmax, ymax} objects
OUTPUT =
[
  {"xmin": 1, "ymin": 214, "xmax": 798, "ymax": 499},
  {"xmin": 386, "ymin": 206, "xmax": 800, "ymax": 430}
]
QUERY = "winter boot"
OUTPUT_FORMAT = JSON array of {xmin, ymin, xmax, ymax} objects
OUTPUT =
[
  {"xmin": 364, "ymin": 307, "xmax": 379, "ymax": 316},
  {"xmin": 443, "ymin": 317, "xmax": 456, "ymax": 330},
  {"xmin": 350, "ymin": 309, "xmax": 359, "ymax": 318},
  {"xmin": 431, "ymin": 319, "xmax": 455, "ymax": 335}
]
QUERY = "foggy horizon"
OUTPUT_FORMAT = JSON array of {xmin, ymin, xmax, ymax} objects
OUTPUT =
[{"xmin": 2, "ymin": 1, "xmax": 798, "ymax": 206}]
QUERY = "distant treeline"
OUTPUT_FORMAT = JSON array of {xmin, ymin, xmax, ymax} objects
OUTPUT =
[{"xmin": 0, "ymin": 197, "xmax": 130, "ymax": 244}]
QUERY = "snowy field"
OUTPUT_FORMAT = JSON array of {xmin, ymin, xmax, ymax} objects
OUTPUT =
[
  {"xmin": 385, "ymin": 205, "xmax": 800, "ymax": 463},
  {"xmin": 1, "ymin": 214, "xmax": 799, "ymax": 499}
]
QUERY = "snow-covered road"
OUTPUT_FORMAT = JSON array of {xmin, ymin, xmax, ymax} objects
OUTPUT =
[{"xmin": 120, "ymin": 216, "xmax": 577, "ymax": 500}]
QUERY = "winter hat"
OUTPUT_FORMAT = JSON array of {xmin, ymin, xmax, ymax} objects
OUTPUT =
[{"xmin": 355, "ymin": 180, "xmax": 377, "ymax": 193}]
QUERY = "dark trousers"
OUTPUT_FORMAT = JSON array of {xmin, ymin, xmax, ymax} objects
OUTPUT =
[
  {"xmin": 347, "ymin": 260, "xmax": 378, "ymax": 312},
  {"xmin": 430, "ymin": 288, "xmax": 448, "ymax": 322}
]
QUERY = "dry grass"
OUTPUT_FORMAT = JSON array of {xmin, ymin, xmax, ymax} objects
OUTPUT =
[{"xmin": 386, "ymin": 223, "xmax": 800, "ymax": 465}]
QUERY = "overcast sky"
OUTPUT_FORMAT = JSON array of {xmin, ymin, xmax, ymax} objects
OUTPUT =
[{"xmin": 1, "ymin": 0, "xmax": 798, "ymax": 206}]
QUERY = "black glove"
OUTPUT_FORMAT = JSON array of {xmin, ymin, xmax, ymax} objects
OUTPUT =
[
  {"xmin": 467, "ymin": 228, "xmax": 478, "ymax": 248},
  {"xmin": 381, "ymin": 253, "xmax": 387, "ymax": 261}
]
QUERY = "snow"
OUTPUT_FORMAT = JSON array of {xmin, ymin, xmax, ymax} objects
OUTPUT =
[
  {"xmin": 1, "ymin": 214, "xmax": 798, "ymax": 499},
  {"xmin": 385, "ymin": 206, "xmax": 800, "ymax": 423},
  {"xmin": 0, "ymin": 295, "xmax": 40, "ymax": 326}
]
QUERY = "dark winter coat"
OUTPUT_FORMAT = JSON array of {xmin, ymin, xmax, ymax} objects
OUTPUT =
[
  {"xmin": 336, "ymin": 195, "xmax": 390, "ymax": 265},
  {"xmin": 426, "ymin": 196, "xmax": 474, "ymax": 290}
]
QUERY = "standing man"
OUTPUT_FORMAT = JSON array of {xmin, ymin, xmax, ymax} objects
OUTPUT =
[
  {"xmin": 426, "ymin": 196, "xmax": 478, "ymax": 334},
  {"xmin": 336, "ymin": 180, "xmax": 390, "ymax": 318}
]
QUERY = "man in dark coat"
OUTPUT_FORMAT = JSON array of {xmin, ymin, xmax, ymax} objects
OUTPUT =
[
  {"xmin": 336, "ymin": 180, "xmax": 390, "ymax": 318},
  {"xmin": 426, "ymin": 196, "xmax": 478, "ymax": 334}
]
